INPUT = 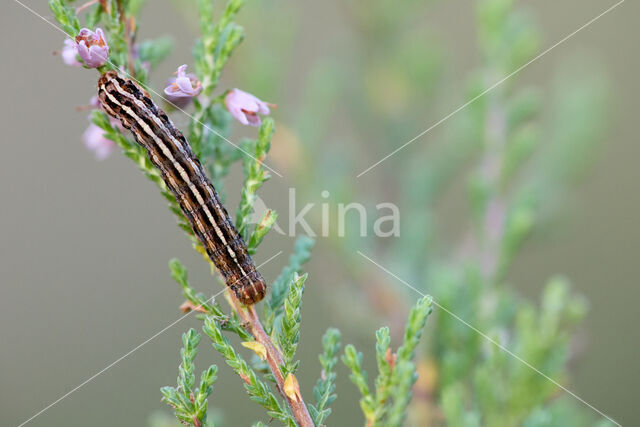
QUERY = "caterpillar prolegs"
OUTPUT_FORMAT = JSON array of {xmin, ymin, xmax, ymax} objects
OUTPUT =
[{"xmin": 97, "ymin": 71, "xmax": 266, "ymax": 305}]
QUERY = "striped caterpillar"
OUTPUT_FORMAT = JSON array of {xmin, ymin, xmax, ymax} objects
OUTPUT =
[{"xmin": 97, "ymin": 71, "xmax": 266, "ymax": 305}]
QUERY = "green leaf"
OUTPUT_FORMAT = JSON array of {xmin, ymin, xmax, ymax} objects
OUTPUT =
[
  {"xmin": 49, "ymin": 0, "xmax": 81, "ymax": 36},
  {"xmin": 275, "ymin": 273, "xmax": 307, "ymax": 375},
  {"xmin": 310, "ymin": 328, "xmax": 341, "ymax": 425},
  {"xmin": 161, "ymin": 329, "xmax": 217, "ymax": 426},
  {"xmin": 263, "ymin": 236, "xmax": 315, "ymax": 334}
]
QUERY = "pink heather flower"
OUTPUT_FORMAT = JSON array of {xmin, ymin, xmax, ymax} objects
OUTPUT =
[
  {"xmin": 83, "ymin": 122, "xmax": 116, "ymax": 160},
  {"xmin": 75, "ymin": 28, "xmax": 109, "ymax": 68},
  {"xmin": 224, "ymin": 89, "xmax": 273, "ymax": 127},
  {"xmin": 61, "ymin": 39, "xmax": 81, "ymax": 67},
  {"xmin": 163, "ymin": 64, "xmax": 202, "ymax": 108}
]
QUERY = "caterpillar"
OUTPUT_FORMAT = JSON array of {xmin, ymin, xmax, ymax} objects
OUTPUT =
[{"xmin": 97, "ymin": 71, "xmax": 266, "ymax": 305}]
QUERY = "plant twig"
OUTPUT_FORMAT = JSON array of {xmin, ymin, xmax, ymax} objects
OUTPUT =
[
  {"xmin": 477, "ymin": 95, "xmax": 508, "ymax": 280},
  {"xmin": 75, "ymin": 0, "xmax": 99, "ymax": 14},
  {"xmin": 229, "ymin": 295, "xmax": 315, "ymax": 427},
  {"xmin": 116, "ymin": 0, "xmax": 135, "ymax": 77}
]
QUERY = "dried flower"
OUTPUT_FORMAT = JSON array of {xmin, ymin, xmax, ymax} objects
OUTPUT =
[
  {"xmin": 163, "ymin": 64, "xmax": 202, "ymax": 108},
  {"xmin": 179, "ymin": 301, "xmax": 207, "ymax": 314},
  {"xmin": 83, "ymin": 122, "xmax": 115, "ymax": 160},
  {"xmin": 75, "ymin": 28, "xmax": 109, "ymax": 68},
  {"xmin": 224, "ymin": 89, "xmax": 273, "ymax": 127},
  {"xmin": 241, "ymin": 341, "xmax": 267, "ymax": 361},
  {"xmin": 61, "ymin": 39, "xmax": 81, "ymax": 67},
  {"xmin": 283, "ymin": 373, "xmax": 302, "ymax": 402}
]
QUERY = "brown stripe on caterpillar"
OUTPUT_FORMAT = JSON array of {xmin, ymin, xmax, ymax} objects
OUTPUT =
[{"xmin": 97, "ymin": 71, "xmax": 266, "ymax": 305}]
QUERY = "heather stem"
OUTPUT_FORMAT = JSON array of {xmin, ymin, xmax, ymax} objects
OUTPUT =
[
  {"xmin": 116, "ymin": 0, "xmax": 135, "ymax": 77},
  {"xmin": 229, "ymin": 296, "xmax": 315, "ymax": 427},
  {"xmin": 479, "ymin": 94, "xmax": 508, "ymax": 280}
]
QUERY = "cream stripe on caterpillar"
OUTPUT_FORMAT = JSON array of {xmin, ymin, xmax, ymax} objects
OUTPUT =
[
  {"xmin": 102, "ymin": 86, "xmax": 228, "ymax": 244},
  {"xmin": 100, "ymin": 82, "xmax": 247, "ymax": 277},
  {"xmin": 107, "ymin": 79, "xmax": 233, "ymax": 247},
  {"xmin": 97, "ymin": 71, "xmax": 266, "ymax": 305}
]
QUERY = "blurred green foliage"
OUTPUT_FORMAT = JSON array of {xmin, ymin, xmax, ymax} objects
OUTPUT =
[{"xmin": 231, "ymin": 0, "xmax": 612, "ymax": 425}]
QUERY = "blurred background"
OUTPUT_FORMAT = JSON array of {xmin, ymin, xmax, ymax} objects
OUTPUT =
[{"xmin": 1, "ymin": 0, "xmax": 638, "ymax": 425}]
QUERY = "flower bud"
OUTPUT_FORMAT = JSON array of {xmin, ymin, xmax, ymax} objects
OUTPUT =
[{"xmin": 75, "ymin": 28, "xmax": 109, "ymax": 68}]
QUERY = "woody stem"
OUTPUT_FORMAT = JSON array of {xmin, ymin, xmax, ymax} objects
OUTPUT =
[
  {"xmin": 116, "ymin": 0, "xmax": 136, "ymax": 78},
  {"xmin": 228, "ymin": 295, "xmax": 315, "ymax": 427}
]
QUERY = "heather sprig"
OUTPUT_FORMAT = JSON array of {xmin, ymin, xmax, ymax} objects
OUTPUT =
[
  {"xmin": 49, "ymin": 0, "xmax": 81, "ymax": 37},
  {"xmin": 247, "ymin": 208, "xmax": 278, "ymax": 255},
  {"xmin": 236, "ymin": 118, "xmax": 274, "ymax": 241},
  {"xmin": 202, "ymin": 317, "xmax": 291, "ymax": 424},
  {"xmin": 263, "ymin": 236, "xmax": 315, "ymax": 335},
  {"xmin": 309, "ymin": 328, "xmax": 341, "ymax": 425},
  {"xmin": 275, "ymin": 272, "xmax": 307, "ymax": 376},
  {"xmin": 342, "ymin": 345, "xmax": 374, "ymax": 418},
  {"xmin": 385, "ymin": 361, "xmax": 419, "ymax": 427},
  {"xmin": 343, "ymin": 296, "xmax": 433, "ymax": 426},
  {"xmin": 385, "ymin": 297, "xmax": 433, "ymax": 425},
  {"xmin": 373, "ymin": 327, "xmax": 393, "ymax": 413},
  {"xmin": 161, "ymin": 329, "xmax": 218, "ymax": 427}
]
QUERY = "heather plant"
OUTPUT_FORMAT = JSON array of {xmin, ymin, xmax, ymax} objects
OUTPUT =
[
  {"xmin": 50, "ymin": 0, "xmax": 434, "ymax": 426},
  {"xmin": 49, "ymin": 0, "xmax": 616, "ymax": 425}
]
